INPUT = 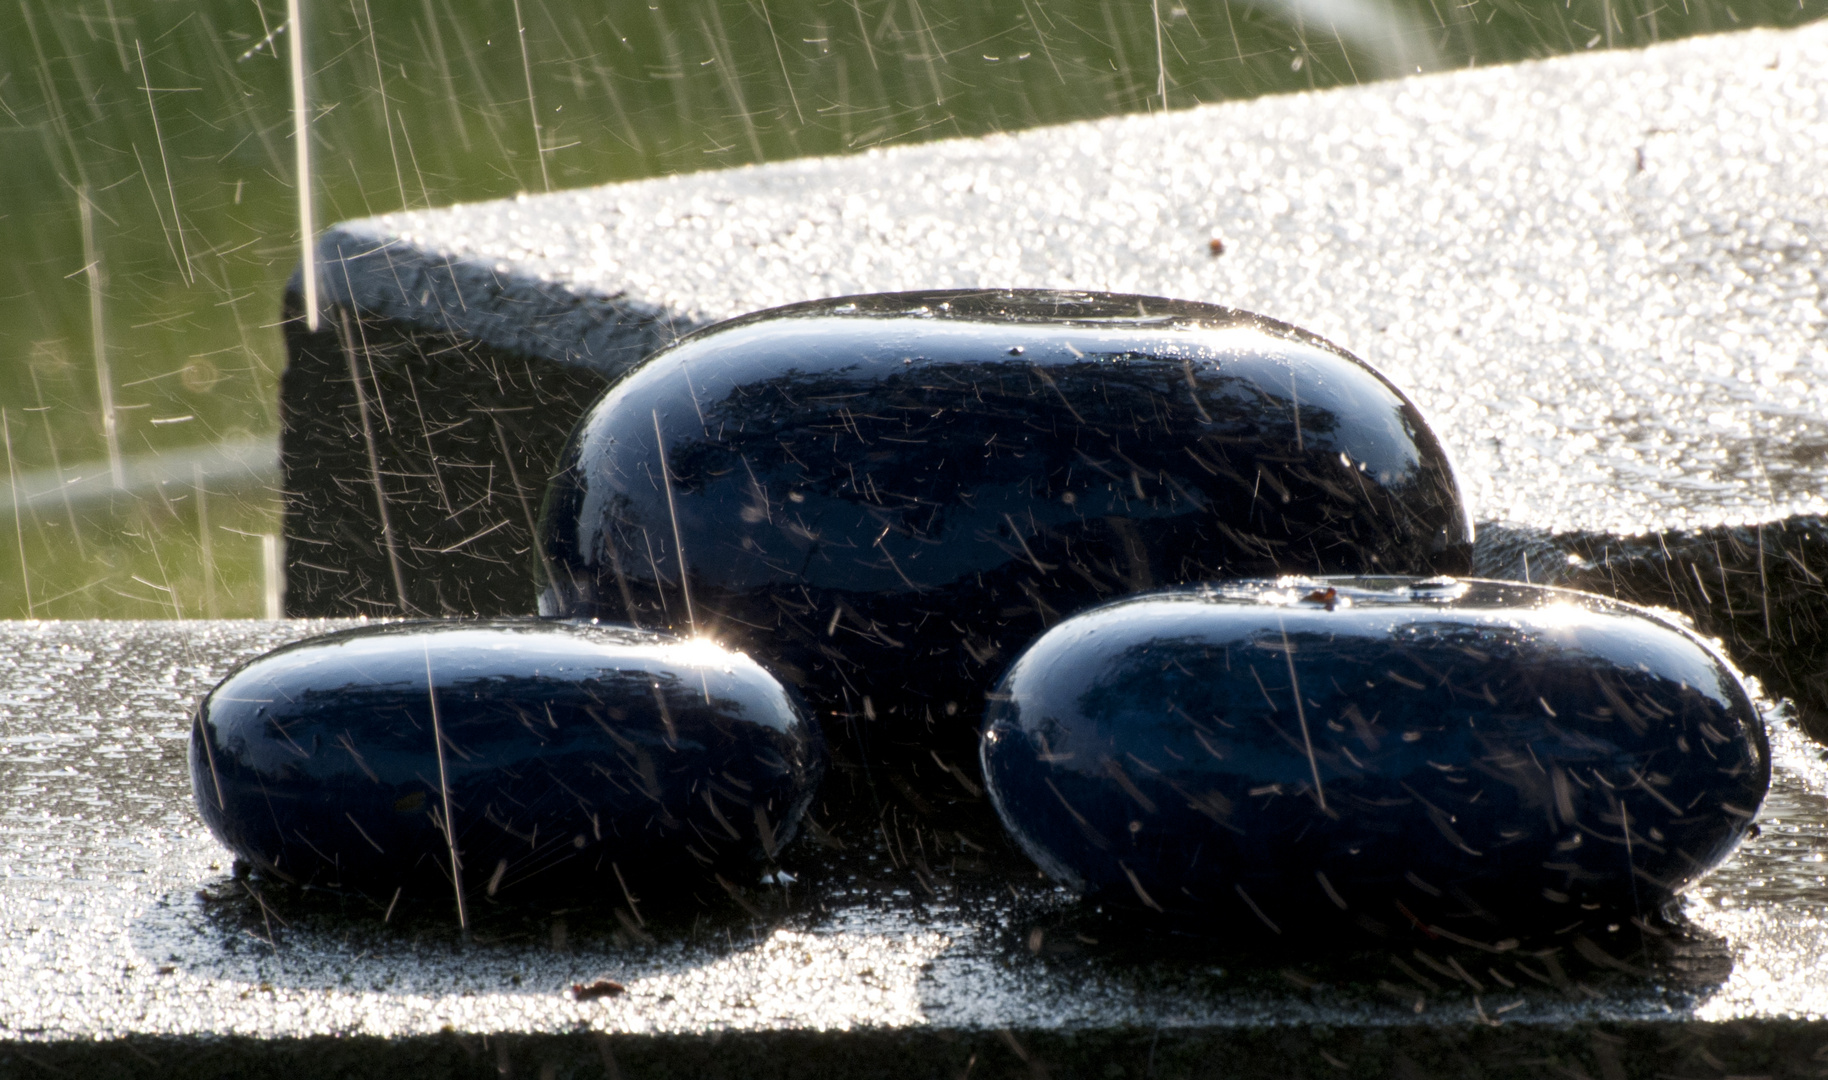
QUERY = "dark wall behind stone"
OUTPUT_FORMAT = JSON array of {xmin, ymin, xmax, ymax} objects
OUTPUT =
[{"xmin": 279, "ymin": 293, "xmax": 615, "ymax": 618}]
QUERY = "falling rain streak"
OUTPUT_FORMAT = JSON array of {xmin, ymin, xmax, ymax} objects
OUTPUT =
[{"xmin": 423, "ymin": 643, "xmax": 468, "ymax": 932}]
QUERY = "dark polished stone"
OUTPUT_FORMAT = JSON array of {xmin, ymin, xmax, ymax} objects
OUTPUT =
[
  {"xmin": 537, "ymin": 290, "xmax": 1472, "ymax": 819},
  {"xmin": 980, "ymin": 578, "xmax": 1770, "ymax": 938},
  {"xmin": 189, "ymin": 620, "xmax": 823, "ymax": 902}
]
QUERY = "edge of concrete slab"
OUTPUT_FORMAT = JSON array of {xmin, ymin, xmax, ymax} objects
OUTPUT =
[
  {"xmin": 299, "ymin": 235, "xmax": 688, "ymax": 387},
  {"xmin": 8, "ymin": 1018, "xmax": 1828, "ymax": 1080}
]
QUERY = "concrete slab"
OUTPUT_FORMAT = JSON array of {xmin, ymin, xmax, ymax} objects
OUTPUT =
[
  {"xmin": 4, "ymin": 618, "xmax": 1828, "ymax": 1078},
  {"xmin": 292, "ymin": 21, "xmax": 1828, "ymax": 596}
]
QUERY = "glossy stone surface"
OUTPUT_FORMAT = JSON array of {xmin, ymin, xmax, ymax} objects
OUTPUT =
[
  {"xmin": 981, "ymin": 578, "xmax": 1770, "ymax": 936},
  {"xmin": 539, "ymin": 290, "xmax": 1472, "ymax": 814},
  {"xmin": 189, "ymin": 620, "xmax": 822, "ymax": 900}
]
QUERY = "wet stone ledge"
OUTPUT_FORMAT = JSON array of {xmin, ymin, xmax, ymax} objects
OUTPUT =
[{"xmin": 5, "ymin": 618, "xmax": 1828, "ymax": 1079}]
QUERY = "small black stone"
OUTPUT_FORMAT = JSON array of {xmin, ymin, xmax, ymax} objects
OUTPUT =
[
  {"xmin": 538, "ymin": 290, "xmax": 1471, "ymax": 819},
  {"xmin": 189, "ymin": 620, "xmax": 823, "ymax": 901},
  {"xmin": 980, "ymin": 578, "xmax": 1769, "ymax": 937}
]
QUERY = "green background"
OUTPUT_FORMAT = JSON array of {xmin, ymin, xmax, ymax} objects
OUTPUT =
[{"xmin": 3, "ymin": 0, "xmax": 1822, "ymax": 618}]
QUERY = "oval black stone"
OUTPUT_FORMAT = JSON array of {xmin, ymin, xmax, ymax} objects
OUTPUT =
[
  {"xmin": 189, "ymin": 620, "xmax": 824, "ymax": 900},
  {"xmin": 980, "ymin": 578, "xmax": 1769, "ymax": 936},
  {"xmin": 538, "ymin": 290, "xmax": 1472, "ymax": 817}
]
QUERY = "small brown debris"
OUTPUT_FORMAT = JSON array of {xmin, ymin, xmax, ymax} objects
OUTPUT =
[
  {"xmin": 1303, "ymin": 587, "xmax": 1338, "ymax": 610},
  {"xmin": 1207, "ymin": 233, "xmax": 1227, "ymax": 256},
  {"xmin": 571, "ymin": 979, "xmax": 627, "ymax": 1001}
]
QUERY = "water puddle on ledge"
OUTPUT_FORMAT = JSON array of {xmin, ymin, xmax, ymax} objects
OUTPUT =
[{"xmin": 1684, "ymin": 701, "xmax": 1828, "ymax": 1020}]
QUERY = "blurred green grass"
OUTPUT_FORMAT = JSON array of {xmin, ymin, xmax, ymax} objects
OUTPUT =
[{"xmin": 3, "ymin": 0, "xmax": 1823, "ymax": 618}]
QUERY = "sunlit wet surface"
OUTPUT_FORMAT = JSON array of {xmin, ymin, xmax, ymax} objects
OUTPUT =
[
  {"xmin": 3, "ymin": 619, "xmax": 1827, "ymax": 1041},
  {"xmin": 339, "ymin": 21, "xmax": 1828, "ymax": 548}
]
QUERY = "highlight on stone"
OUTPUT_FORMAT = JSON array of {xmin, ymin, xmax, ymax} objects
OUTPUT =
[
  {"xmin": 537, "ymin": 289, "xmax": 1473, "ymax": 815},
  {"xmin": 979, "ymin": 577, "xmax": 1770, "ymax": 936},
  {"xmin": 189, "ymin": 620, "xmax": 824, "ymax": 907}
]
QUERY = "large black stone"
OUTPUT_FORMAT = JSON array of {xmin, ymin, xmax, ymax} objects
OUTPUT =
[
  {"xmin": 190, "ymin": 620, "xmax": 824, "ymax": 904},
  {"xmin": 538, "ymin": 290, "xmax": 1472, "ymax": 820},
  {"xmin": 980, "ymin": 578, "xmax": 1770, "ymax": 939}
]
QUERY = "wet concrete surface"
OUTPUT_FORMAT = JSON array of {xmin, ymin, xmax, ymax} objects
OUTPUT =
[
  {"xmin": 5, "ymin": 618, "xmax": 1828, "ymax": 1076},
  {"xmin": 308, "ymin": 21, "xmax": 1828, "ymax": 543}
]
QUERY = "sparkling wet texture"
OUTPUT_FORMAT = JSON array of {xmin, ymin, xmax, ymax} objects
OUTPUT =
[
  {"xmin": 191, "ymin": 621, "xmax": 821, "ymax": 900},
  {"xmin": 288, "ymin": 22, "xmax": 1828, "ymax": 637},
  {"xmin": 322, "ymin": 23, "xmax": 1828, "ymax": 549},
  {"xmin": 982, "ymin": 579, "xmax": 1768, "ymax": 932},
  {"xmin": 5, "ymin": 619, "xmax": 1828, "ymax": 1070},
  {"xmin": 539, "ymin": 293, "xmax": 1470, "ymax": 820}
]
